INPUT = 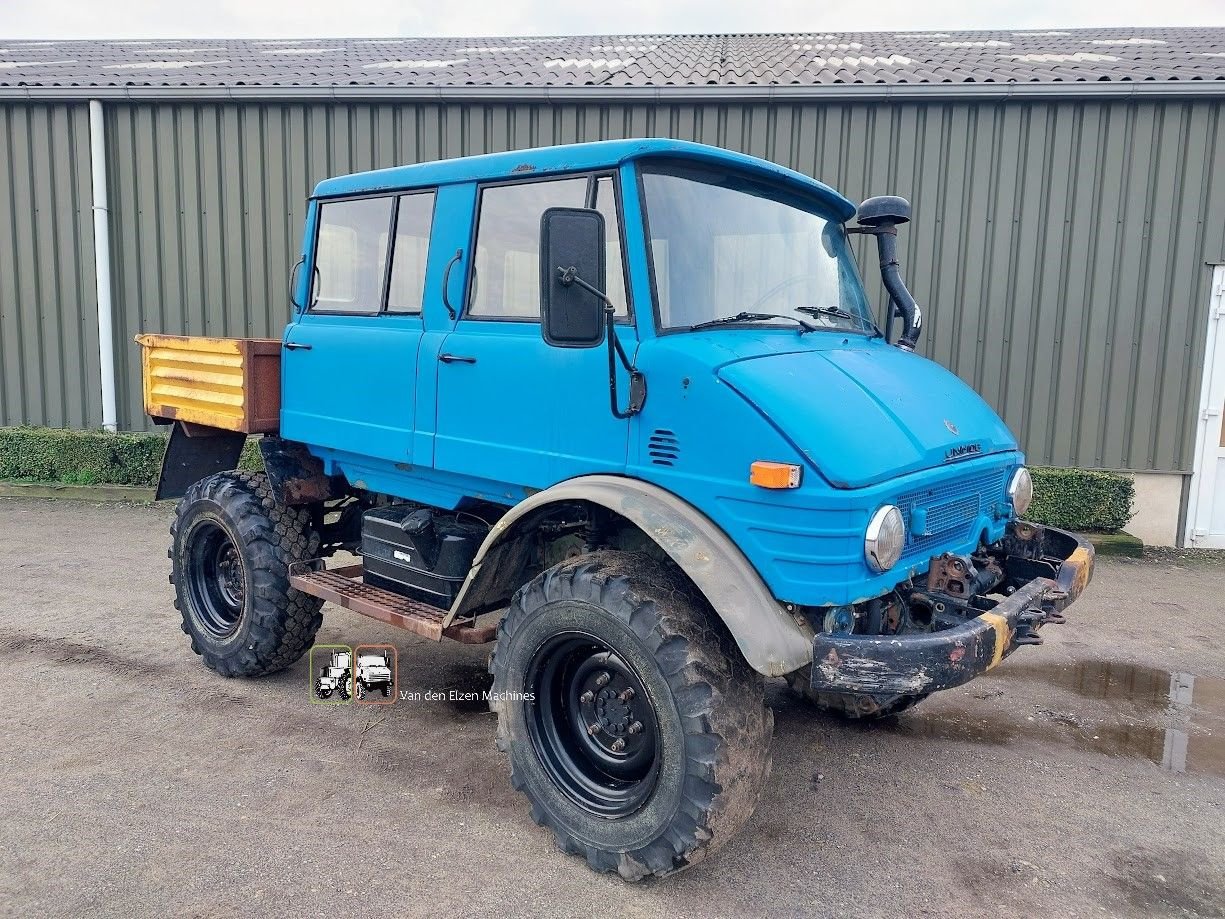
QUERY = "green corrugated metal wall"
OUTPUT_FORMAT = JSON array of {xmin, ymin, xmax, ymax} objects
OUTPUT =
[
  {"xmin": 2, "ymin": 97, "xmax": 1223, "ymax": 473},
  {"xmin": 0, "ymin": 102, "xmax": 101, "ymax": 428}
]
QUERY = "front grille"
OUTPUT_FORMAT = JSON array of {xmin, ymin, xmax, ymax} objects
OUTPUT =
[{"xmin": 895, "ymin": 467, "xmax": 1009, "ymax": 560}]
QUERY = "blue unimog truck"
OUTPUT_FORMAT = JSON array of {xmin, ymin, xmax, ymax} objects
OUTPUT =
[{"xmin": 137, "ymin": 139, "xmax": 1095, "ymax": 881}]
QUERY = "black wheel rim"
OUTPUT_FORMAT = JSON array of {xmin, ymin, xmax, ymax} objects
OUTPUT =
[
  {"xmin": 525, "ymin": 631, "xmax": 661, "ymax": 817},
  {"xmin": 185, "ymin": 519, "xmax": 245, "ymax": 639}
]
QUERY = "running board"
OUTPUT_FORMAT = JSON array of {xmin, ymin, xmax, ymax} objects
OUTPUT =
[{"xmin": 288, "ymin": 563, "xmax": 497, "ymax": 644}]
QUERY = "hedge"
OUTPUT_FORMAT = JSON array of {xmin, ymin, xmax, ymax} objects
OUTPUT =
[
  {"xmin": 1027, "ymin": 466, "xmax": 1135, "ymax": 533},
  {"xmin": 0, "ymin": 426, "xmax": 262, "ymax": 487},
  {"xmin": 0, "ymin": 427, "xmax": 1135, "ymax": 533}
]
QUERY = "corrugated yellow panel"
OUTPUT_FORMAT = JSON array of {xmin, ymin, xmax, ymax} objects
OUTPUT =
[{"xmin": 134, "ymin": 334, "xmax": 281, "ymax": 433}]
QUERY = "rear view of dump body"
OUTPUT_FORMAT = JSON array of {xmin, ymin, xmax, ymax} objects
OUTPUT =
[{"xmin": 135, "ymin": 333, "xmax": 281, "ymax": 434}]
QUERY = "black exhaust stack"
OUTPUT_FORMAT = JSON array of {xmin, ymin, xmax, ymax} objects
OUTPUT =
[{"xmin": 855, "ymin": 196, "xmax": 922, "ymax": 352}]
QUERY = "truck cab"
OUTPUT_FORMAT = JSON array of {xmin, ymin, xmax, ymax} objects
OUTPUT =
[{"xmin": 138, "ymin": 138, "xmax": 1094, "ymax": 881}]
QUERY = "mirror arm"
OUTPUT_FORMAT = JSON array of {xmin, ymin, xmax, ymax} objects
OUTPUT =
[
  {"xmin": 604, "ymin": 306, "xmax": 646, "ymax": 419},
  {"xmin": 557, "ymin": 266, "xmax": 611, "ymax": 304},
  {"xmin": 558, "ymin": 266, "xmax": 645, "ymax": 418}
]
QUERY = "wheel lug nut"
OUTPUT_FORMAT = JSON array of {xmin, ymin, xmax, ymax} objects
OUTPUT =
[
  {"xmin": 579, "ymin": 690, "xmax": 594, "ymax": 703},
  {"xmin": 587, "ymin": 723, "xmax": 601, "ymax": 736},
  {"xmin": 628, "ymin": 721, "xmax": 643, "ymax": 735},
  {"xmin": 595, "ymin": 672, "xmax": 610, "ymax": 687},
  {"xmin": 610, "ymin": 738, "xmax": 626, "ymax": 752},
  {"xmin": 618, "ymin": 687, "xmax": 635, "ymax": 702}
]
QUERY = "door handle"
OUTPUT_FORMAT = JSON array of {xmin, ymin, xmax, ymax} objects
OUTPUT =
[
  {"xmin": 439, "ymin": 353, "xmax": 476, "ymax": 364},
  {"xmin": 284, "ymin": 341, "xmax": 312, "ymax": 351}
]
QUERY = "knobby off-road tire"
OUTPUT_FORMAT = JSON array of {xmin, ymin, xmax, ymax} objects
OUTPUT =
[
  {"xmin": 786, "ymin": 667, "xmax": 929, "ymax": 720},
  {"xmin": 489, "ymin": 551, "xmax": 773, "ymax": 881},
  {"xmin": 170, "ymin": 470, "xmax": 324, "ymax": 677}
]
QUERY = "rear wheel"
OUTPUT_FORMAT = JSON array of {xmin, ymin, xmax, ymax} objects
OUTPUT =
[
  {"xmin": 171, "ymin": 471, "xmax": 323, "ymax": 678},
  {"xmin": 490, "ymin": 551, "xmax": 772, "ymax": 881}
]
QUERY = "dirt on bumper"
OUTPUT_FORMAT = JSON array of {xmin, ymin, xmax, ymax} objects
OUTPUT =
[{"xmin": 810, "ymin": 523, "xmax": 1095, "ymax": 696}]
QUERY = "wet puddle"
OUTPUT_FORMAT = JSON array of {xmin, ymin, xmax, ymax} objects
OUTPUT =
[{"xmin": 882, "ymin": 659, "xmax": 1225, "ymax": 778}]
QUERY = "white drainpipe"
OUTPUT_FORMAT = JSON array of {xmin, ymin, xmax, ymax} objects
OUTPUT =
[{"xmin": 88, "ymin": 99, "xmax": 118, "ymax": 432}]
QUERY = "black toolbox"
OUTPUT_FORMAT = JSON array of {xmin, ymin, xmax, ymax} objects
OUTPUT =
[{"xmin": 360, "ymin": 506, "xmax": 487, "ymax": 607}]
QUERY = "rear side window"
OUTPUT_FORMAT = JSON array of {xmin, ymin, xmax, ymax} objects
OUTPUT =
[
  {"xmin": 468, "ymin": 175, "xmax": 628, "ymax": 320},
  {"xmin": 386, "ymin": 192, "xmax": 435, "ymax": 313},
  {"xmin": 311, "ymin": 197, "xmax": 393, "ymax": 313}
]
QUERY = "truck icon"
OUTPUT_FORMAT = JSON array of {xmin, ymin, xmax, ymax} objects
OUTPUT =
[
  {"xmin": 355, "ymin": 650, "xmax": 394, "ymax": 700},
  {"xmin": 140, "ymin": 138, "xmax": 1096, "ymax": 880},
  {"xmin": 314, "ymin": 649, "xmax": 351, "ymax": 701}
]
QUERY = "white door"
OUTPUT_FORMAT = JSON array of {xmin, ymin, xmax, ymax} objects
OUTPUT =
[{"xmin": 1187, "ymin": 266, "xmax": 1225, "ymax": 548}]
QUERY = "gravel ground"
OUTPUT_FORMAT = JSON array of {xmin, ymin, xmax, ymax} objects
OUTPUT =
[{"xmin": 1, "ymin": 498, "xmax": 1222, "ymax": 919}]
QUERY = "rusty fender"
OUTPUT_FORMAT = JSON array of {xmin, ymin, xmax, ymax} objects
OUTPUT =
[{"xmin": 810, "ymin": 525, "xmax": 1095, "ymax": 696}]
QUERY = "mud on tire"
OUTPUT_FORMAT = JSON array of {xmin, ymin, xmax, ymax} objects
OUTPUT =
[
  {"xmin": 489, "ymin": 551, "xmax": 773, "ymax": 881},
  {"xmin": 170, "ymin": 470, "xmax": 324, "ymax": 677}
]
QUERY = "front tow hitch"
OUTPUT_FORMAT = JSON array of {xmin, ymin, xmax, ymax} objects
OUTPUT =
[{"xmin": 809, "ymin": 522, "xmax": 1095, "ymax": 697}]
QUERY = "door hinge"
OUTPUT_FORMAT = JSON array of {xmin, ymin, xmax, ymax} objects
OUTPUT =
[{"xmin": 1204, "ymin": 407, "xmax": 1222, "ymax": 420}]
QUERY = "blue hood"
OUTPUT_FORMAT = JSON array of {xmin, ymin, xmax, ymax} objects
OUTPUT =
[{"xmin": 718, "ymin": 345, "xmax": 1018, "ymax": 488}]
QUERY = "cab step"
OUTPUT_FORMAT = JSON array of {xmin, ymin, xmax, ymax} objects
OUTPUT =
[{"xmin": 288, "ymin": 563, "xmax": 496, "ymax": 644}]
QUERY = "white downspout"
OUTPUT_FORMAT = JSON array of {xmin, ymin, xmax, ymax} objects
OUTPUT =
[{"xmin": 88, "ymin": 99, "xmax": 118, "ymax": 432}]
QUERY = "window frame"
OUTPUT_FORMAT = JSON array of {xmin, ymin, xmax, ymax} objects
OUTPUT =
[
  {"xmin": 306, "ymin": 188, "xmax": 437, "ymax": 318},
  {"xmin": 462, "ymin": 171, "xmax": 634, "ymax": 325}
]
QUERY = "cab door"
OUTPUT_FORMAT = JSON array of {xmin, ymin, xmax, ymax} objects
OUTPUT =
[
  {"xmin": 432, "ymin": 174, "xmax": 633, "ymax": 491},
  {"xmin": 280, "ymin": 191, "xmax": 436, "ymax": 463}
]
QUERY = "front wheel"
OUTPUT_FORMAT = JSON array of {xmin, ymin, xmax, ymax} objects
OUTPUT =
[{"xmin": 489, "ymin": 551, "xmax": 773, "ymax": 881}]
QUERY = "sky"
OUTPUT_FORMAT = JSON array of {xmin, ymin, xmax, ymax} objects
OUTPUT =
[{"xmin": 2, "ymin": 0, "xmax": 1223, "ymax": 39}]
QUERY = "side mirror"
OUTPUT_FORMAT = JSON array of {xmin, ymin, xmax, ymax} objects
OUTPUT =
[
  {"xmin": 856, "ymin": 195, "xmax": 911, "ymax": 228},
  {"xmin": 540, "ymin": 207, "xmax": 607, "ymax": 348}
]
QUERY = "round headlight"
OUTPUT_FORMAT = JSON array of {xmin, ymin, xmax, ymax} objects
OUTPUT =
[
  {"xmin": 865, "ymin": 505, "xmax": 906, "ymax": 573},
  {"xmin": 1008, "ymin": 467, "xmax": 1034, "ymax": 516}
]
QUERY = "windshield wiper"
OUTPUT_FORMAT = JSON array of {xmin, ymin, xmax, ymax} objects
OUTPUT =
[
  {"xmin": 795, "ymin": 304, "xmax": 855, "ymax": 320},
  {"xmin": 795, "ymin": 305, "xmax": 884, "ymax": 340},
  {"xmin": 689, "ymin": 311, "xmax": 817, "ymax": 333}
]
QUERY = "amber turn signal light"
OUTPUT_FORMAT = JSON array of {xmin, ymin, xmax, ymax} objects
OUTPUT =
[{"xmin": 749, "ymin": 461, "xmax": 802, "ymax": 489}]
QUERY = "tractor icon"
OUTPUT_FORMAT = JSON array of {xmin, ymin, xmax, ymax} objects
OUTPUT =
[{"xmin": 314, "ymin": 648, "xmax": 352, "ymax": 701}]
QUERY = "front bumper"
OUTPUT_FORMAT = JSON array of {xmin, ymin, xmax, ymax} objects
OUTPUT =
[{"xmin": 810, "ymin": 522, "xmax": 1095, "ymax": 696}]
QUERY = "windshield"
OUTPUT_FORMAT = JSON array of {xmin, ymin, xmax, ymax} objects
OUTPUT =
[
  {"xmin": 359, "ymin": 655, "xmax": 387, "ymax": 667},
  {"xmin": 640, "ymin": 164, "xmax": 876, "ymax": 334}
]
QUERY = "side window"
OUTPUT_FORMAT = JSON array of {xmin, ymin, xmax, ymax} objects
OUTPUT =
[
  {"xmin": 311, "ymin": 197, "xmax": 393, "ymax": 313},
  {"xmin": 593, "ymin": 177, "xmax": 628, "ymax": 318},
  {"xmin": 387, "ymin": 192, "xmax": 435, "ymax": 313},
  {"xmin": 470, "ymin": 177, "xmax": 587, "ymax": 319}
]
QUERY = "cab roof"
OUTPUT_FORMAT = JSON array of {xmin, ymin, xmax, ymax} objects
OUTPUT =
[{"xmin": 311, "ymin": 138, "xmax": 855, "ymax": 220}]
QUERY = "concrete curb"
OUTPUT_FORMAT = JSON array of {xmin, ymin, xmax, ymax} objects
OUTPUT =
[{"xmin": 0, "ymin": 481, "xmax": 156, "ymax": 503}]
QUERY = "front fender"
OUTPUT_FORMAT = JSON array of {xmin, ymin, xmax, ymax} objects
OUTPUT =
[{"xmin": 447, "ymin": 474, "xmax": 813, "ymax": 677}]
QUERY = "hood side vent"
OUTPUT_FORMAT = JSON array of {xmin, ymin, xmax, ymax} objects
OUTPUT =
[{"xmin": 648, "ymin": 429, "xmax": 680, "ymax": 467}]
